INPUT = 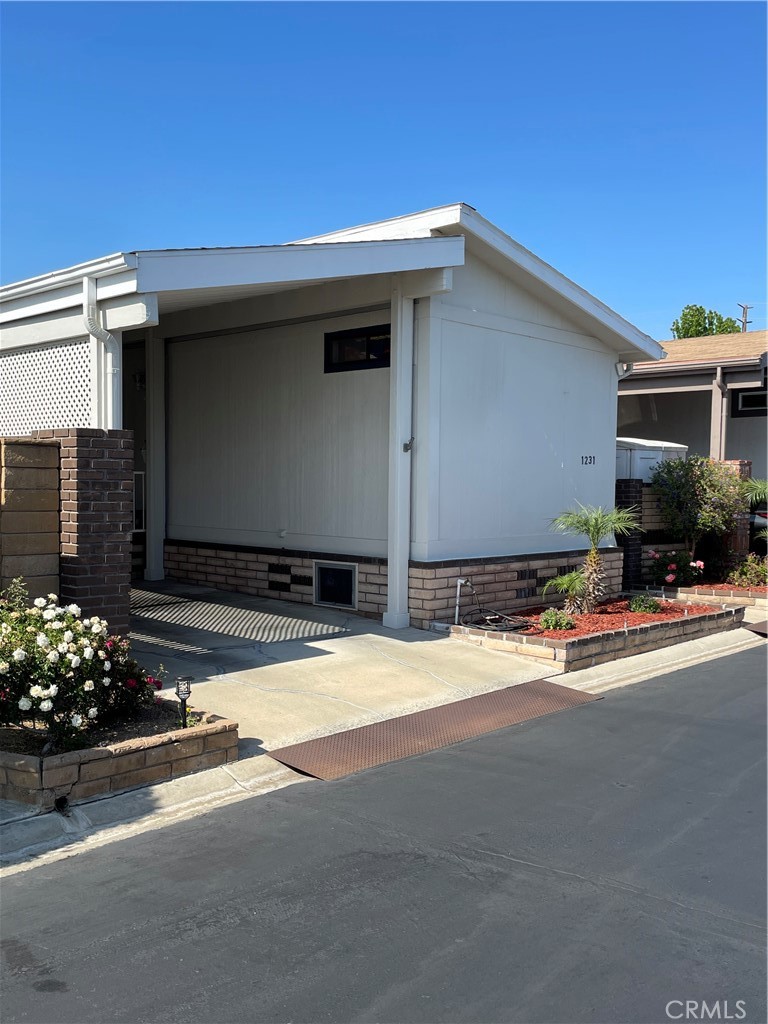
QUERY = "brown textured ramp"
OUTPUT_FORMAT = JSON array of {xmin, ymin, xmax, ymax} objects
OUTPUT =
[{"xmin": 267, "ymin": 679, "xmax": 600, "ymax": 780}]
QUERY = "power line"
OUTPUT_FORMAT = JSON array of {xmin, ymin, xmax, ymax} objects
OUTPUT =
[{"xmin": 737, "ymin": 303, "xmax": 753, "ymax": 332}]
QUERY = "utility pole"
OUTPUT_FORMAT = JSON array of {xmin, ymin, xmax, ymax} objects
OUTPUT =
[{"xmin": 737, "ymin": 303, "xmax": 752, "ymax": 332}]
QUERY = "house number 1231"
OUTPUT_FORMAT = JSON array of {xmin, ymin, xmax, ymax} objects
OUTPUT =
[{"xmin": 581, "ymin": 455, "xmax": 596, "ymax": 465}]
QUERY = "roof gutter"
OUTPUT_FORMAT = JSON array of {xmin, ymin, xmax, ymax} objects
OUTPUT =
[{"xmin": 83, "ymin": 277, "xmax": 122, "ymax": 429}]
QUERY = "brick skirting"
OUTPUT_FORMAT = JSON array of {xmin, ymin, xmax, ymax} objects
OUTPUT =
[
  {"xmin": 165, "ymin": 541, "xmax": 624, "ymax": 630},
  {"xmin": 0, "ymin": 713, "xmax": 239, "ymax": 809}
]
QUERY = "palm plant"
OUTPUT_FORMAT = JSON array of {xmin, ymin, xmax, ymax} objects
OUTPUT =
[
  {"xmin": 746, "ymin": 478, "xmax": 768, "ymax": 542},
  {"xmin": 549, "ymin": 504, "xmax": 642, "ymax": 613},
  {"xmin": 542, "ymin": 569, "xmax": 587, "ymax": 616}
]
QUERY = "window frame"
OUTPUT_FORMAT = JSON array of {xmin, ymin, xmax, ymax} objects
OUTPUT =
[{"xmin": 323, "ymin": 323, "xmax": 391, "ymax": 374}]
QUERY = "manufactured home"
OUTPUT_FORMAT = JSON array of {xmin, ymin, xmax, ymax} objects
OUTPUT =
[{"xmin": 1, "ymin": 205, "xmax": 662, "ymax": 628}]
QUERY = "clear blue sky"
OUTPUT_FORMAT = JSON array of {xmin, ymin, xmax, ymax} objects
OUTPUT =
[{"xmin": 1, "ymin": 1, "xmax": 765, "ymax": 339}]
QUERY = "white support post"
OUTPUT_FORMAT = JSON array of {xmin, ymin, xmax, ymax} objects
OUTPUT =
[
  {"xmin": 384, "ymin": 280, "xmax": 415, "ymax": 629},
  {"xmin": 709, "ymin": 368, "xmax": 727, "ymax": 460},
  {"xmin": 145, "ymin": 330, "xmax": 166, "ymax": 580}
]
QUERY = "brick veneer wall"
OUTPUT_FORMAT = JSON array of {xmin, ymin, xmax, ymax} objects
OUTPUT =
[
  {"xmin": 165, "ymin": 541, "xmax": 623, "ymax": 630},
  {"xmin": 0, "ymin": 439, "xmax": 60, "ymax": 600},
  {"xmin": 31, "ymin": 429, "xmax": 133, "ymax": 634}
]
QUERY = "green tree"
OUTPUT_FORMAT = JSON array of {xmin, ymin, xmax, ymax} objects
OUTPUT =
[
  {"xmin": 649, "ymin": 456, "xmax": 748, "ymax": 558},
  {"xmin": 670, "ymin": 305, "xmax": 740, "ymax": 338},
  {"xmin": 548, "ymin": 504, "xmax": 642, "ymax": 613}
]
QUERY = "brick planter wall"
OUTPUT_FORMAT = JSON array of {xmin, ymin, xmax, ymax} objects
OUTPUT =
[
  {"xmin": 0, "ymin": 439, "xmax": 60, "ymax": 599},
  {"xmin": 451, "ymin": 605, "xmax": 745, "ymax": 673},
  {"xmin": 632, "ymin": 584, "xmax": 767, "ymax": 611},
  {"xmin": 0, "ymin": 714, "xmax": 239, "ymax": 809}
]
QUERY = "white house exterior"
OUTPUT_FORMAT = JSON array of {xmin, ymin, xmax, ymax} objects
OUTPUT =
[{"xmin": 1, "ymin": 204, "xmax": 663, "ymax": 628}]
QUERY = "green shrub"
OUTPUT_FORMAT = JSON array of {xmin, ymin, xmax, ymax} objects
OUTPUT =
[
  {"xmin": 629, "ymin": 594, "xmax": 661, "ymax": 613},
  {"xmin": 649, "ymin": 456, "xmax": 747, "ymax": 559},
  {"xmin": 726, "ymin": 553, "xmax": 768, "ymax": 589},
  {"xmin": 0, "ymin": 581, "xmax": 163, "ymax": 750},
  {"xmin": 539, "ymin": 608, "xmax": 576, "ymax": 631}
]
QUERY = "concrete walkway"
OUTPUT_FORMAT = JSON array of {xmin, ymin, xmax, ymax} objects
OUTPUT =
[{"xmin": 1, "ymin": 581, "xmax": 765, "ymax": 868}]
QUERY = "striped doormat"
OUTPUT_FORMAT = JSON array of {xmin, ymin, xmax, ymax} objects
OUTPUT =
[{"xmin": 268, "ymin": 678, "xmax": 600, "ymax": 780}]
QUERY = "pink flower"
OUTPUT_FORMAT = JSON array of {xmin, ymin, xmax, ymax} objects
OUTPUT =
[
  {"xmin": 155, "ymin": 680, "xmax": 163, "ymax": 690},
  {"xmin": 668, "ymin": 563, "xmax": 677, "ymax": 570},
  {"xmin": 665, "ymin": 574, "xmax": 676, "ymax": 583},
  {"xmin": 695, "ymin": 560, "xmax": 704, "ymax": 569},
  {"xmin": 125, "ymin": 678, "xmax": 137, "ymax": 689},
  {"xmin": 650, "ymin": 551, "xmax": 660, "ymax": 559},
  {"xmin": 105, "ymin": 641, "xmax": 114, "ymax": 650}
]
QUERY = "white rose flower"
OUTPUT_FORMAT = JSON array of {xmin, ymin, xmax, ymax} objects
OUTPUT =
[
  {"xmin": 36, "ymin": 633, "xmax": 50, "ymax": 648},
  {"xmin": 18, "ymin": 697, "xmax": 32, "ymax": 710},
  {"xmin": 70, "ymin": 656, "xmax": 81, "ymax": 669},
  {"xmin": 91, "ymin": 624, "xmax": 103, "ymax": 635},
  {"xmin": 39, "ymin": 699, "xmax": 53, "ymax": 712},
  {"xmin": 83, "ymin": 647, "xmax": 94, "ymax": 660},
  {"xmin": 47, "ymin": 684, "xmax": 59, "ymax": 697},
  {"xmin": 12, "ymin": 649, "xmax": 26, "ymax": 662},
  {"xmin": 70, "ymin": 714, "xmax": 82, "ymax": 727},
  {"xmin": 34, "ymin": 597, "xmax": 47, "ymax": 608},
  {"xmin": 42, "ymin": 609, "xmax": 55, "ymax": 621},
  {"xmin": 84, "ymin": 680, "xmax": 94, "ymax": 691},
  {"xmin": 87, "ymin": 708, "xmax": 98, "ymax": 719},
  {"xmin": 0, "ymin": 662, "xmax": 9, "ymax": 674},
  {"xmin": 57, "ymin": 642, "xmax": 68, "ymax": 654},
  {"xmin": 46, "ymin": 651, "xmax": 59, "ymax": 664},
  {"xmin": 47, "ymin": 593, "xmax": 58, "ymax": 602},
  {"xmin": 51, "ymin": 621, "xmax": 63, "ymax": 630},
  {"xmin": 63, "ymin": 630, "xmax": 74, "ymax": 643},
  {"xmin": 29, "ymin": 685, "xmax": 44, "ymax": 698},
  {"xmin": 29, "ymin": 608, "xmax": 41, "ymax": 618},
  {"xmin": 104, "ymin": 661, "xmax": 111, "ymax": 671},
  {"xmin": 102, "ymin": 677, "xmax": 111, "ymax": 686},
  {"xmin": 66, "ymin": 604, "xmax": 81, "ymax": 617}
]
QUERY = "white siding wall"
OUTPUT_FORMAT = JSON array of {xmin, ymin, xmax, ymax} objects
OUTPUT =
[
  {"xmin": 167, "ymin": 310, "xmax": 390, "ymax": 556},
  {"xmin": 412, "ymin": 254, "xmax": 619, "ymax": 560}
]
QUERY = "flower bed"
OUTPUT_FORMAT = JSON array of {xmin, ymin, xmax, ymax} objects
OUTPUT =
[
  {"xmin": 451, "ymin": 600, "xmax": 745, "ymax": 673},
  {"xmin": 0, "ymin": 708, "xmax": 239, "ymax": 809},
  {"xmin": 635, "ymin": 584, "xmax": 767, "ymax": 610}
]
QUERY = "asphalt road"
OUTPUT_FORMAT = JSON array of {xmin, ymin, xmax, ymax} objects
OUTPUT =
[{"xmin": 1, "ymin": 647, "xmax": 766, "ymax": 1024}]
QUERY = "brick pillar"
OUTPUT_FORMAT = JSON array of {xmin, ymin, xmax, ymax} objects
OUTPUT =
[
  {"xmin": 721, "ymin": 460, "xmax": 752, "ymax": 558},
  {"xmin": 615, "ymin": 478, "xmax": 644, "ymax": 589},
  {"xmin": 33, "ymin": 429, "xmax": 134, "ymax": 635},
  {"xmin": 0, "ymin": 438, "xmax": 60, "ymax": 600}
]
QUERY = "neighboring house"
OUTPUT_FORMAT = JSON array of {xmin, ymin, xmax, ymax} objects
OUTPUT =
[
  {"xmin": 618, "ymin": 331, "xmax": 767, "ymax": 475},
  {"xmin": 1, "ymin": 204, "xmax": 662, "ymax": 629}
]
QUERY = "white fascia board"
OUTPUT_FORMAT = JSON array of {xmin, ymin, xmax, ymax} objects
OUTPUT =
[
  {"xmin": 135, "ymin": 237, "xmax": 464, "ymax": 294},
  {"xmin": 456, "ymin": 207, "xmax": 663, "ymax": 362},
  {"xmin": 292, "ymin": 204, "xmax": 466, "ymax": 243},
  {"xmin": 0, "ymin": 269, "xmax": 140, "ymax": 325},
  {"xmin": 0, "ymin": 253, "xmax": 137, "ymax": 303}
]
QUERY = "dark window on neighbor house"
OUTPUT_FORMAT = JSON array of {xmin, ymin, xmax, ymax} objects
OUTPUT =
[
  {"xmin": 324, "ymin": 324, "xmax": 391, "ymax": 373},
  {"xmin": 731, "ymin": 377, "xmax": 767, "ymax": 418}
]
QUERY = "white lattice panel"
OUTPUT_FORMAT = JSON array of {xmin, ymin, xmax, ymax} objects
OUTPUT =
[{"xmin": 0, "ymin": 339, "xmax": 92, "ymax": 435}]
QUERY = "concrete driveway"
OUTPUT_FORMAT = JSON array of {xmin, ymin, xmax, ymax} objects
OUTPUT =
[{"xmin": 129, "ymin": 581, "xmax": 555, "ymax": 755}]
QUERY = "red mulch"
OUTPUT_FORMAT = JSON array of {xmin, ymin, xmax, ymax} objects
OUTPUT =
[
  {"xmin": 701, "ymin": 583, "xmax": 767, "ymax": 594},
  {"xmin": 521, "ymin": 599, "xmax": 715, "ymax": 639}
]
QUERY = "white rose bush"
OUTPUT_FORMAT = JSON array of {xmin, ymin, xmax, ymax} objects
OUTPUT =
[{"xmin": 0, "ymin": 581, "xmax": 162, "ymax": 750}]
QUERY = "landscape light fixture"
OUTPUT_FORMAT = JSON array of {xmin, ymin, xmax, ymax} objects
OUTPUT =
[{"xmin": 175, "ymin": 676, "xmax": 193, "ymax": 728}]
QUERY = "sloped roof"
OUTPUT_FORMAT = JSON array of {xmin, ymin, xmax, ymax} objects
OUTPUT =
[{"xmin": 633, "ymin": 330, "xmax": 767, "ymax": 370}]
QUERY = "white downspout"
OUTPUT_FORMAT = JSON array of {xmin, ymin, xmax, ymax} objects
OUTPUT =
[{"xmin": 83, "ymin": 276, "xmax": 122, "ymax": 428}]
